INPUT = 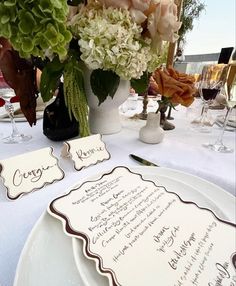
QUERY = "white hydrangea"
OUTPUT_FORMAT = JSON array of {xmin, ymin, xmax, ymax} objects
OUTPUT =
[{"xmin": 69, "ymin": 5, "xmax": 153, "ymax": 80}]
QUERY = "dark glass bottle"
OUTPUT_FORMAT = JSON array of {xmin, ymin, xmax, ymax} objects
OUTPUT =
[{"xmin": 43, "ymin": 83, "xmax": 79, "ymax": 141}]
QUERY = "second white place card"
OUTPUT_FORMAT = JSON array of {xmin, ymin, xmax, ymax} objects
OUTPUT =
[
  {"xmin": 0, "ymin": 147, "xmax": 64, "ymax": 200},
  {"xmin": 62, "ymin": 134, "xmax": 110, "ymax": 171}
]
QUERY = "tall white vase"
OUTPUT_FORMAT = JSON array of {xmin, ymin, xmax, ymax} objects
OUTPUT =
[{"xmin": 83, "ymin": 69, "xmax": 130, "ymax": 135}]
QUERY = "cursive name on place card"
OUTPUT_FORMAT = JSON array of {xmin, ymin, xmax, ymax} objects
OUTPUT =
[
  {"xmin": 0, "ymin": 147, "xmax": 64, "ymax": 200},
  {"xmin": 61, "ymin": 134, "xmax": 110, "ymax": 171},
  {"xmin": 48, "ymin": 166, "xmax": 236, "ymax": 286}
]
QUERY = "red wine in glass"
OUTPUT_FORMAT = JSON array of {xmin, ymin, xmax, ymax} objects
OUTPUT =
[{"xmin": 202, "ymin": 88, "xmax": 219, "ymax": 101}]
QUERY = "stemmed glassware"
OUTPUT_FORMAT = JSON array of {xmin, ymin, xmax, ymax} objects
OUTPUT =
[
  {"xmin": 203, "ymin": 78, "xmax": 236, "ymax": 153},
  {"xmin": 192, "ymin": 64, "xmax": 227, "ymax": 132},
  {"xmin": 0, "ymin": 88, "xmax": 32, "ymax": 144}
]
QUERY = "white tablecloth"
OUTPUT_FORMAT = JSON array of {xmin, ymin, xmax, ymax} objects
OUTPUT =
[{"xmin": 0, "ymin": 100, "xmax": 235, "ymax": 286}]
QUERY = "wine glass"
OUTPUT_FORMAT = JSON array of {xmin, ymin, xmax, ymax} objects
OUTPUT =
[
  {"xmin": 191, "ymin": 64, "xmax": 226, "ymax": 132},
  {"xmin": 203, "ymin": 78, "xmax": 236, "ymax": 153},
  {"xmin": 0, "ymin": 88, "xmax": 32, "ymax": 144}
]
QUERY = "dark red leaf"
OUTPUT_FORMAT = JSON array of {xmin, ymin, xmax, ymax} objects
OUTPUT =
[
  {"xmin": 0, "ymin": 98, "xmax": 5, "ymax": 107},
  {"xmin": 10, "ymin": 95, "xmax": 20, "ymax": 103}
]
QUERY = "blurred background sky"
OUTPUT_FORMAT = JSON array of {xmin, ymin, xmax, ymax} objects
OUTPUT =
[{"xmin": 184, "ymin": 0, "xmax": 235, "ymax": 55}]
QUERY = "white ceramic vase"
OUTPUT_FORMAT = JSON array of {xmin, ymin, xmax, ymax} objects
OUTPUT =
[
  {"xmin": 139, "ymin": 112, "xmax": 165, "ymax": 144},
  {"xmin": 83, "ymin": 69, "xmax": 130, "ymax": 135}
]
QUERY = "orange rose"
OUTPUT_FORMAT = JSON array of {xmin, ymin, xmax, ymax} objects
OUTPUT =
[
  {"xmin": 152, "ymin": 68, "xmax": 195, "ymax": 107},
  {"xmin": 167, "ymin": 67, "xmax": 196, "ymax": 85}
]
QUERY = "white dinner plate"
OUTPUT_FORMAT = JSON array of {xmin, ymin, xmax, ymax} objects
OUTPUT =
[
  {"xmin": 13, "ymin": 167, "xmax": 236, "ymax": 286},
  {"xmin": 0, "ymin": 111, "xmax": 44, "ymax": 122},
  {"xmin": 13, "ymin": 211, "xmax": 85, "ymax": 286}
]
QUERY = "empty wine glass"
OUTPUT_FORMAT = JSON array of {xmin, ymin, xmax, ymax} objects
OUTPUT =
[
  {"xmin": 203, "ymin": 77, "xmax": 236, "ymax": 153},
  {"xmin": 1, "ymin": 89, "xmax": 32, "ymax": 144},
  {"xmin": 191, "ymin": 64, "xmax": 227, "ymax": 132}
]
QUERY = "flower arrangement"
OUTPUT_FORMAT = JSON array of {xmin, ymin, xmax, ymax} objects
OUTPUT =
[{"xmin": 0, "ymin": 0, "xmax": 181, "ymax": 137}]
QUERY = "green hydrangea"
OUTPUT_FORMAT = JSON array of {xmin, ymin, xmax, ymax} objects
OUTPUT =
[
  {"xmin": 69, "ymin": 4, "xmax": 152, "ymax": 80},
  {"xmin": 0, "ymin": 0, "xmax": 72, "ymax": 60}
]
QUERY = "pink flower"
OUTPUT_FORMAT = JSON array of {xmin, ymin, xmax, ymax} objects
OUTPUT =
[{"xmin": 147, "ymin": 0, "xmax": 181, "ymax": 49}]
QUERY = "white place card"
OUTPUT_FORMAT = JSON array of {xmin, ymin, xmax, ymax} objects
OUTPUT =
[
  {"xmin": 49, "ymin": 166, "xmax": 236, "ymax": 286},
  {"xmin": 0, "ymin": 147, "xmax": 64, "ymax": 200},
  {"xmin": 61, "ymin": 134, "xmax": 110, "ymax": 171}
]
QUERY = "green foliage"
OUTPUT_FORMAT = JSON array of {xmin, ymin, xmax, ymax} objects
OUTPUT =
[
  {"xmin": 0, "ymin": 0, "xmax": 72, "ymax": 60},
  {"xmin": 130, "ymin": 71, "xmax": 150, "ymax": 95},
  {"xmin": 178, "ymin": 0, "xmax": 205, "ymax": 47},
  {"xmin": 90, "ymin": 69, "xmax": 120, "ymax": 105},
  {"xmin": 40, "ymin": 57, "xmax": 64, "ymax": 102}
]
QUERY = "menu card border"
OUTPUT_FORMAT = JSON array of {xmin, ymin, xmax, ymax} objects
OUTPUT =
[
  {"xmin": 64, "ymin": 134, "xmax": 111, "ymax": 171},
  {"xmin": 0, "ymin": 147, "xmax": 65, "ymax": 200},
  {"xmin": 48, "ymin": 166, "xmax": 236, "ymax": 286}
]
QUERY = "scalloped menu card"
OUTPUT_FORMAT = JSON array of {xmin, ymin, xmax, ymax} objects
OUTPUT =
[
  {"xmin": 61, "ymin": 134, "xmax": 110, "ymax": 171},
  {"xmin": 48, "ymin": 166, "xmax": 236, "ymax": 286},
  {"xmin": 0, "ymin": 147, "xmax": 64, "ymax": 200}
]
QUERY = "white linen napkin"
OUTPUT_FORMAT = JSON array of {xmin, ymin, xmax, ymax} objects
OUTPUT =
[{"xmin": 134, "ymin": 138, "xmax": 236, "ymax": 197}]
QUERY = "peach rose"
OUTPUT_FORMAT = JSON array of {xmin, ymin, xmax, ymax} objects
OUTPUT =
[{"xmin": 147, "ymin": 0, "xmax": 181, "ymax": 49}]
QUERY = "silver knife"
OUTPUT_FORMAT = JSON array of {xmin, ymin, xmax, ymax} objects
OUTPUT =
[{"xmin": 129, "ymin": 154, "xmax": 159, "ymax": 167}]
